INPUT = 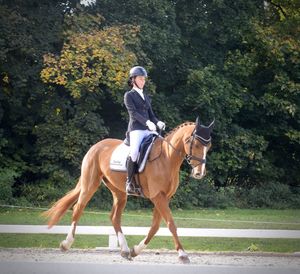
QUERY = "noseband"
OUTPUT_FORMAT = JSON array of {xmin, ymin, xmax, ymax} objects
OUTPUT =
[{"xmin": 185, "ymin": 130, "xmax": 210, "ymax": 168}]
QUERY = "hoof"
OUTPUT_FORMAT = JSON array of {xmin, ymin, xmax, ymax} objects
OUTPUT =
[
  {"xmin": 130, "ymin": 247, "xmax": 138, "ymax": 258},
  {"xmin": 121, "ymin": 250, "xmax": 132, "ymax": 261},
  {"xmin": 59, "ymin": 241, "xmax": 69, "ymax": 252},
  {"xmin": 179, "ymin": 255, "xmax": 190, "ymax": 264}
]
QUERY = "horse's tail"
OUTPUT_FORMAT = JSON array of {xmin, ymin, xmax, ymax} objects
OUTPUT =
[{"xmin": 42, "ymin": 179, "xmax": 81, "ymax": 228}]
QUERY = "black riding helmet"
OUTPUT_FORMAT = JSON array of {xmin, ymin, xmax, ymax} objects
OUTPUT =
[
  {"xmin": 129, "ymin": 66, "xmax": 148, "ymax": 78},
  {"xmin": 128, "ymin": 66, "xmax": 147, "ymax": 87}
]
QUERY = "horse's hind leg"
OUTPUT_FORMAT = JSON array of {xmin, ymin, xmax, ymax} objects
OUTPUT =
[
  {"xmin": 130, "ymin": 207, "xmax": 162, "ymax": 257},
  {"xmin": 60, "ymin": 176, "xmax": 101, "ymax": 251}
]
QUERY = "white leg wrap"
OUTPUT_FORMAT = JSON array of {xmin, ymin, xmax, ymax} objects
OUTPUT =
[
  {"xmin": 133, "ymin": 237, "xmax": 147, "ymax": 255},
  {"xmin": 117, "ymin": 232, "xmax": 129, "ymax": 252},
  {"xmin": 61, "ymin": 237, "xmax": 74, "ymax": 250},
  {"xmin": 61, "ymin": 222, "xmax": 75, "ymax": 250},
  {"xmin": 178, "ymin": 249, "xmax": 188, "ymax": 257}
]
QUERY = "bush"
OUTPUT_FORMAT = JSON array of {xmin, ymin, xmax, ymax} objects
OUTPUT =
[
  {"xmin": 5, "ymin": 167, "xmax": 300, "ymax": 210},
  {"xmin": 18, "ymin": 170, "xmax": 75, "ymax": 206},
  {"xmin": 236, "ymin": 182, "xmax": 300, "ymax": 209},
  {"xmin": 170, "ymin": 172, "xmax": 236, "ymax": 209},
  {"xmin": 0, "ymin": 168, "xmax": 19, "ymax": 204}
]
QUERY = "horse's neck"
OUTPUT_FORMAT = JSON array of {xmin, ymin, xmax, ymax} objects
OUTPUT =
[{"xmin": 164, "ymin": 124, "xmax": 194, "ymax": 164}]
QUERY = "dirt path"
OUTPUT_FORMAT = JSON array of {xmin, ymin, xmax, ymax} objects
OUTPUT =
[{"xmin": 0, "ymin": 248, "xmax": 300, "ymax": 268}]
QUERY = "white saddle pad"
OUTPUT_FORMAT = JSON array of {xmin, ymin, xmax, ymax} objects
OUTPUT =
[
  {"xmin": 110, "ymin": 143, "xmax": 130, "ymax": 172},
  {"xmin": 110, "ymin": 137, "xmax": 156, "ymax": 173}
]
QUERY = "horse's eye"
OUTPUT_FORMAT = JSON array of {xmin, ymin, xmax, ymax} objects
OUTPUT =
[
  {"xmin": 194, "ymin": 143, "xmax": 201, "ymax": 149},
  {"xmin": 185, "ymin": 138, "xmax": 191, "ymax": 144}
]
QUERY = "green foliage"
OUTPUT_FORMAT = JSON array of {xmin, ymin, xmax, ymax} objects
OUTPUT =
[
  {"xmin": 183, "ymin": 65, "xmax": 243, "ymax": 128},
  {"xmin": 236, "ymin": 183, "xmax": 300, "ymax": 209},
  {"xmin": 170, "ymin": 171, "xmax": 236, "ymax": 209},
  {"xmin": 247, "ymin": 243, "xmax": 259, "ymax": 252},
  {"xmin": 92, "ymin": 0, "xmax": 181, "ymax": 90},
  {"xmin": 0, "ymin": 168, "xmax": 19, "ymax": 203},
  {"xmin": 0, "ymin": 0, "xmax": 299, "ymax": 208},
  {"xmin": 34, "ymin": 91, "xmax": 108, "ymax": 174},
  {"xmin": 0, "ymin": 0, "xmax": 67, "ymax": 204},
  {"xmin": 41, "ymin": 17, "xmax": 138, "ymax": 98}
]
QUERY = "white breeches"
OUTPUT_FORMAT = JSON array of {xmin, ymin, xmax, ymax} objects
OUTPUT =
[{"xmin": 129, "ymin": 129, "xmax": 153, "ymax": 162}]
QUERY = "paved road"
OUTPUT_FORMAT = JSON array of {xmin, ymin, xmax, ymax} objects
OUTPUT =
[{"xmin": 0, "ymin": 261, "xmax": 299, "ymax": 274}]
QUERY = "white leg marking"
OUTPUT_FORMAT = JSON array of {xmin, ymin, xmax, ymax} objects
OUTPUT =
[
  {"xmin": 117, "ymin": 232, "xmax": 130, "ymax": 252},
  {"xmin": 178, "ymin": 249, "xmax": 188, "ymax": 258},
  {"xmin": 133, "ymin": 237, "xmax": 147, "ymax": 255},
  {"xmin": 61, "ymin": 222, "xmax": 75, "ymax": 249}
]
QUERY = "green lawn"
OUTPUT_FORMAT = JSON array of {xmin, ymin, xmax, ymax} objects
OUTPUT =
[
  {"xmin": 1, "ymin": 207, "xmax": 299, "ymax": 229},
  {"xmin": 0, "ymin": 207, "xmax": 299, "ymax": 253}
]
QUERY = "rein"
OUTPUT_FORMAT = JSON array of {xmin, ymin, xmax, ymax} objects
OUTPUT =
[
  {"xmin": 158, "ymin": 135, "xmax": 185, "ymax": 158},
  {"xmin": 158, "ymin": 132, "xmax": 208, "ymax": 168}
]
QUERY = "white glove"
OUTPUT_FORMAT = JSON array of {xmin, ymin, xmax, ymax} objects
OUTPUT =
[
  {"xmin": 157, "ymin": 121, "xmax": 166, "ymax": 130},
  {"xmin": 146, "ymin": 120, "xmax": 157, "ymax": 131}
]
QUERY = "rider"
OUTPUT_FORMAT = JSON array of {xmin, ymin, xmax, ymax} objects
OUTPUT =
[{"xmin": 124, "ymin": 66, "xmax": 165, "ymax": 195}]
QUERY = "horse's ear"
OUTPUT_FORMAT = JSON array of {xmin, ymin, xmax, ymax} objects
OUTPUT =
[
  {"xmin": 208, "ymin": 119, "xmax": 215, "ymax": 132},
  {"xmin": 195, "ymin": 116, "xmax": 201, "ymax": 132}
]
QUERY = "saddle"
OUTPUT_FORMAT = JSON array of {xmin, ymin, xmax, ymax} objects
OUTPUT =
[{"xmin": 110, "ymin": 133, "xmax": 158, "ymax": 173}]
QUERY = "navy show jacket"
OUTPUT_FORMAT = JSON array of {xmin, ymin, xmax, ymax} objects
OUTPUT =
[{"xmin": 124, "ymin": 89, "xmax": 159, "ymax": 132}]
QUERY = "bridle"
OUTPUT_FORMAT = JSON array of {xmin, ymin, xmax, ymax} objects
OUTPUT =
[
  {"xmin": 185, "ymin": 130, "xmax": 210, "ymax": 168},
  {"xmin": 159, "ymin": 130, "xmax": 211, "ymax": 168}
]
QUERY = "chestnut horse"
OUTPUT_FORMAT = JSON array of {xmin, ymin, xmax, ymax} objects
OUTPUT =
[{"xmin": 43, "ymin": 117, "xmax": 214, "ymax": 264}]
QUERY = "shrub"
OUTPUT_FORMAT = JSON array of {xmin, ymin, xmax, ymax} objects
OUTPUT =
[
  {"xmin": 0, "ymin": 168, "xmax": 19, "ymax": 203},
  {"xmin": 236, "ymin": 182, "xmax": 300, "ymax": 209}
]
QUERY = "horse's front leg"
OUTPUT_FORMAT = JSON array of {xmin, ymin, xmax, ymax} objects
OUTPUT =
[
  {"xmin": 151, "ymin": 192, "xmax": 190, "ymax": 264},
  {"xmin": 130, "ymin": 207, "xmax": 162, "ymax": 257},
  {"xmin": 109, "ymin": 188, "xmax": 131, "ymax": 260}
]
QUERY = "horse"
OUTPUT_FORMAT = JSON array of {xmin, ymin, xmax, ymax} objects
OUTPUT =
[{"xmin": 43, "ymin": 117, "xmax": 214, "ymax": 264}]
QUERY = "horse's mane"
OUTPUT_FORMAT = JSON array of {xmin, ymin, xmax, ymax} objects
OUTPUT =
[{"xmin": 164, "ymin": 121, "xmax": 195, "ymax": 138}]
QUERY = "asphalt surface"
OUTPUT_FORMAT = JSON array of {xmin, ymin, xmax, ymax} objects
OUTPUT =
[
  {"xmin": 1, "ymin": 261, "xmax": 299, "ymax": 274},
  {"xmin": 0, "ymin": 248, "xmax": 299, "ymax": 274}
]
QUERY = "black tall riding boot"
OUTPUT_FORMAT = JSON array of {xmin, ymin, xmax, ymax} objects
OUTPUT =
[{"xmin": 125, "ymin": 157, "xmax": 142, "ymax": 196}]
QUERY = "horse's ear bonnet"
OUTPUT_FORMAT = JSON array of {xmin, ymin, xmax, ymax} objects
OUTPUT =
[{"xmin": 194, "ymin": 117, "xmax": 214, "ymax": 146}]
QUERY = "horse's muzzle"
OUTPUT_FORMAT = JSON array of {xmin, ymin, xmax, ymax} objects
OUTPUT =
[{"xmin": 191, "ymin": 167, "xmax": 206, "ymax": 180}]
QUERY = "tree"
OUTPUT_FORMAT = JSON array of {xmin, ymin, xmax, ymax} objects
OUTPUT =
[
  {"xmin": 170, "ymin": 0, "xmax": 299, "ymax": 190},
  {"xmin": 0, "ymin": 0, "xmax": 68, "ymax": 202},
  {"xmin": 41, "ymin": 17, "xmax": 138, "ymax": 99},
  {"xmin": 30, "ymin": 10, "xmax": 145, "ymax": 204},
  {"xmin": 1, "ymin": 0, "xmax": 299, "ymax": 207},
  {"xmin": 91, "ymin": 0, "xmax": 181, "ymax": 92}
]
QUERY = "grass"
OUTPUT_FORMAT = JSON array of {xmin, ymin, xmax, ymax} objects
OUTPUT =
[
  {"xmin": 0, "ymin": 207, "xmax": 300, "ymax": 253},
  {"xmin": 1, "ymin": 234, "xmax": 299, "ymax": 253},
  {"xmin": 1, "ymin": 207, "xmax": 300, "ymax": 229}
]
